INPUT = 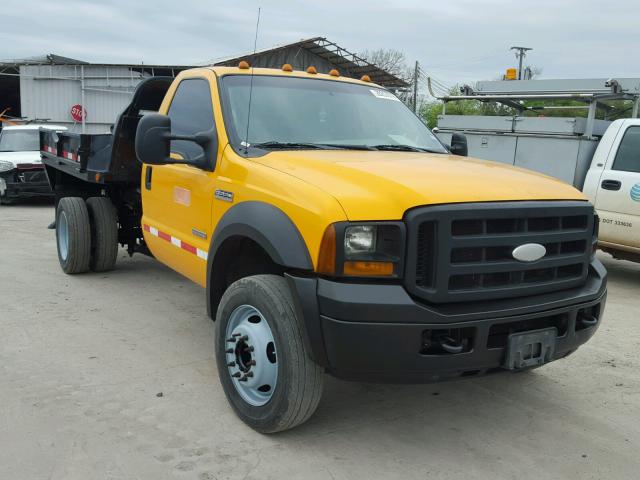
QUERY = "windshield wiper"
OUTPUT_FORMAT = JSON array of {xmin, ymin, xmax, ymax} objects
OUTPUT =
[
  {"xmin": 318, "ymin": 143, "xmax": 376, "ymax": 151},
  {"xmin": 372, "ymin": 144, "xmax": 441, "ymax": 153},
  {"xmin": 250, "ymin": 141, "xmax": 330, "ymax": 150}
]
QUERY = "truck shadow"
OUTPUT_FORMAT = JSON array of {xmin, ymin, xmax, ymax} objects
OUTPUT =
[
  {"xmin": 289, "ymin": 369, "xmax": 556, "ymax": 435},
  {"xmin": 598, "ymin": 252, "xmax": 640, "ymax": 285}
]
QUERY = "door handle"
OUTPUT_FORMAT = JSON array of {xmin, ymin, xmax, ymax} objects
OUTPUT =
[
  {"xmin": 145, "ymin": 166, "xmax": 153, "ymax": 190},
  {"xmin": 601, "ymin": 179, "xmax": 621, "ymax": 191}
]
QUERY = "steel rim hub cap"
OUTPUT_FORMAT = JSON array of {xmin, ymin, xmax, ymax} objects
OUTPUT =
[
  {"xmin": 225, "ymin": 304, "xmax": 278, "ymax": 406},
  {"xmin": 57, "ymin": 210, "xmax": 69, "ymax": 261}
]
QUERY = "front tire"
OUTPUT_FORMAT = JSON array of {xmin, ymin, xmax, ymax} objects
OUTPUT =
[
  {"xmin": 56, "ymin": 197, "xmax": 91, "ymax": 274},
  {"xmin": 215, "ymin": 275, "xmax": 324, "ymax": 433}
]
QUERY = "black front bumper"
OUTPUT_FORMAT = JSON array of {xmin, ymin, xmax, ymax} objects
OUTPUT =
[
  {"xmin": 287, "ymin": 258, "xmax": 607, "ymax": 383},
  {"xmin": 0, "ymin": 170, "xmax": 53, "ymax": 199}
]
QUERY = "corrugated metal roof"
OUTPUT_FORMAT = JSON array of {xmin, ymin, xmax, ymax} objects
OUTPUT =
[{"xmin": 214, "ymin": 37, "xmax": 409, "ymax": 88}]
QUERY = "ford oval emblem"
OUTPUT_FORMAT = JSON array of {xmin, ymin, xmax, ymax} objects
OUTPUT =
[{"xmin": 512, "ymin": 243, "xmax": 546, "ymax": 262}]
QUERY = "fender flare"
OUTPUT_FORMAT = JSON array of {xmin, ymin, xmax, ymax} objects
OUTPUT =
[{"xmin": 206, "ymin": 201, "xmax": 314, "ymax": 316}]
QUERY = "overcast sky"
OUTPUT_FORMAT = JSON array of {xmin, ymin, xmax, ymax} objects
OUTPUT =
[{"xmin": 2, "ymin": 0, "xmax": 639, "ymax": 88}]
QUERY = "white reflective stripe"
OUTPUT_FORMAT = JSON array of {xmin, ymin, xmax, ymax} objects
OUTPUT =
[{"xmin": 143, "ymin": 223, "xmax": 208, "ymax": 261}]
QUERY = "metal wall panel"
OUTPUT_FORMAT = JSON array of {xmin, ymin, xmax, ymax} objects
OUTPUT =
[{"xmin": 20, "ymin": 65, "xmax": 147, "ymax": 133}]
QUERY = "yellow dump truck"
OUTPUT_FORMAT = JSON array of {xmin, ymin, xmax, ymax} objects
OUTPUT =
[{"xmin": 41, "ymin": 64, "xmax": 607, "ymax": 432}]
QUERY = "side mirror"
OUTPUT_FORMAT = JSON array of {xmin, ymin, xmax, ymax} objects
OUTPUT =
[
  {"xmin": 135, "ymin": 113, "xmax": 217, "ymax": 170},
  {"xmin": 450, "ymin": 132, "xmax": 468, "ymax": 157}
]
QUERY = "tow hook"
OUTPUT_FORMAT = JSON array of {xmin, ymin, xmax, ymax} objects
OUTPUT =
[
  {"xmin": 578, "ymin": 314, "xmax": 598, "ymax": 328},
  {"xmin": 438, "ymin": 335, "xmax": 465, "ymax": 354}
]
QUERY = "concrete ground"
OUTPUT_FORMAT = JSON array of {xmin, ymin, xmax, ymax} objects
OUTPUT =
[{"xmin": 1, "ymin": 203, "xmax": 639, "ymax": 480}]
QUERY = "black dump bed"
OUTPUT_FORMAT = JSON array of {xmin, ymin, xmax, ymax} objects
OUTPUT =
[{"xmin": 40, "ymin": 76, "xmax": 173, "ymax": 187}]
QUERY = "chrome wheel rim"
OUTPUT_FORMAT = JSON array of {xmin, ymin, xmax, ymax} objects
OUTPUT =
[
  {"xmin": 57, "ymin": 210, "xmax": 69, "ymax": 261},
  {"xmin": 224, "ymin": 304, "xmax": 278, "ymax": 406}
]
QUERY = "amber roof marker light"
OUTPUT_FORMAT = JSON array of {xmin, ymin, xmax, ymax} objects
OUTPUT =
[
  {"xmin": 238, "ymin": 60, "xmax": 250, "ymax": 70},
  {"xmin": 329, "ymin": 69, "xmax": 340, "ymax": 77},
  {"xmin": 306, "ymin": 66, "xmax": 317, "ymax": 74},
  {"xmin": 360, "ymin": 74, "xmax": 371, "ymax": 82},
  {"xmin": 282, "ymin": 63, "xmax": 293, "ymax": 72}
]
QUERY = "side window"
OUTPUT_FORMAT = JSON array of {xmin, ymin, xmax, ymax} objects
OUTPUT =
[
  {"xmin": 168, "ymin": 78, "xmax": 215, "ymax": 161},
  {"xmin": 612, "ymin": 126, "xmax": 640, "ymax": 173}
]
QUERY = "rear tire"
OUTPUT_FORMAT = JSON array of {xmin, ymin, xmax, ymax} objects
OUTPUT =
[
  {"xmin": 56, "ymin": 197, "xmax": 91, "ymax": 274},
  {"xmin": 86, "ymin": 197, "xmax": 118, "ymax": 272},
  {"xmin": 215, "ymin": 274, "xmax": 324, "ymax": 433}
]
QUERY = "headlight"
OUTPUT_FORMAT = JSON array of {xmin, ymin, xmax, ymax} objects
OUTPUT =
[
  {"xmin": 0, "ymin": 160, "xmax": 14, "ymax": 173},
  {"xmin": 318, "ymin": 222, "xmax": 405, "ymax": 278},
  {"xmin": 344, "ymin": 225, "xmax": 376, "ymax": 256}
]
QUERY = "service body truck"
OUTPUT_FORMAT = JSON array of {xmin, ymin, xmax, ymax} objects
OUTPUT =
[
  {"xmin": 583, "ymin": 119, "xmax": 640, "ymax": 262},
  {"xmin": 41, "ymin": 65, "xmax": 607, "ymax": 432},
  {"xmin": 434, "ymin": 78, "xmax": 640, "ymax": 263}
]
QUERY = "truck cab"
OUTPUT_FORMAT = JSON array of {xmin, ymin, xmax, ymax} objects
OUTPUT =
[
  {"xmin": 583, "ymin": 118, "xmax": 640, "ymax": 262},
  {"xmin": 41, "ymin": 65, "xmax": 607, "ymax": 433}
]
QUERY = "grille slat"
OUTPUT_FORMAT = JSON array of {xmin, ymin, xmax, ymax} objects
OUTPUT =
[
  {"xmin": 408, "ymin": 202, "xmax": 593, "ymax": 303},
  {"xmin": 449, "ymin": 253, "xmax": 587, "ymax": 275}
]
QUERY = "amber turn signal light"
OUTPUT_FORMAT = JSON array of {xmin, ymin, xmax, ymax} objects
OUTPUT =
[
  {"xmin": 343, "ymin": 261, "xmax": 394, "ymax": 277},
  {"xmin": 317, "ymin": 224, "xmax": 337, "ymax": 274}
]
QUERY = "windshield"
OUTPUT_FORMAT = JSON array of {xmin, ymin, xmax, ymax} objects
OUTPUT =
[
  {"xmin": 0, "ymin": 130, "xmax": 39, "ymax": 152},
  {"xmin": 220, "ymin": 75, "xmax": 447, "ymax": 153}
]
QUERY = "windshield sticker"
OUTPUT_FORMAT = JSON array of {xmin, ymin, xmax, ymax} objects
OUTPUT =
[{"xmin": 370, "ymin": 88, "xmax": 401, "ymax": 101}]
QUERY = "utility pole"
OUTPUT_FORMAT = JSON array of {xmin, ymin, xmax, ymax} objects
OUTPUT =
[
  {"xmin": 412, "ymin": 60, "xmax": 419, "ymax": 113},
  {"xmin": 510, "ymin": 46, "xmax": 532, "ymax": 80}
]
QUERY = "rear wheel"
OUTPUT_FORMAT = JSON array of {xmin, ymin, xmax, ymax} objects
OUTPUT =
[
  {"xmin": 215, "ymin": 275, "xmax": 324, "ymax": 433},
  {"xmin": 86, "ymin": 197, "xmax": 118, "ymax": 272},
  {"xmin": 56, "ymin": 197, "xmax": 91, "ymax": 274}
]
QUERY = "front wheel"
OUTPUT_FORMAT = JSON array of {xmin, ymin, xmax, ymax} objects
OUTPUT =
[{"xmin": 215, "ymin": 275, "xmax": 324, "ymax": 433}]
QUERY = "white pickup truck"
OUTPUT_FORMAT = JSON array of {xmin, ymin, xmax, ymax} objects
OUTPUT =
[
  {"xmin": 0, "ymin": 124, "xmax": 67, "ymax": 204},
  {"xmin": 583, "ymin": 119, "xmax": 640, "ymax": 262}
]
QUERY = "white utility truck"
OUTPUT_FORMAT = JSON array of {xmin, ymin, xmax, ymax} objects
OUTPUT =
[
  {"xmin": 434, "ymin": 78, "xmax": 640, "ymax": 263},
  {"xmin": 0, "ymin": 124, "xmax": 67, "ymax": 204}
]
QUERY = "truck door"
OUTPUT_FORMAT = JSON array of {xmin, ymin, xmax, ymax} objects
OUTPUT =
[
  {"xmin": 594, "ymin": 124, "xmax": 640, "ymax": 250},
  {"xmin": 141, "ymin": 76, "xmax": 218, "ymax": 285}
]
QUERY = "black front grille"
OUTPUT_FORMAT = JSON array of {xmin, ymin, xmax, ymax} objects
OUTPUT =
[{"xmin": 406, "ymin": 201, "xmax": 594, "ymax": 303}]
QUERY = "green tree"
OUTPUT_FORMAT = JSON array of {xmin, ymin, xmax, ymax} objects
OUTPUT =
[{"xmin": 420, "ymin": 86, "xmax": 515, "ymax": 129}]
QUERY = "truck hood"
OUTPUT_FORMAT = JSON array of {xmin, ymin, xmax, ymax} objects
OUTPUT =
[
  {"xmin": 255, "ymin": 150, "xmax": 586, "ymax": 220},
  {"xmin": 0, "ymin": 151, "xmax": 41, "ymax": 167}
]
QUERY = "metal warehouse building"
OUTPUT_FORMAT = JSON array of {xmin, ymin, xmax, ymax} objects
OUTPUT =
[
  {"xmin": 0, "ymin": 38, "xmax": 407, "ymax": 133},
  {"xmin": 0, "ymin": 54, "xmax": 192, "ymax": 133}
]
